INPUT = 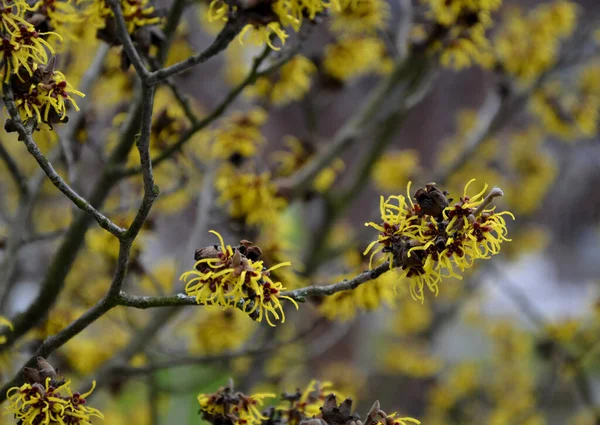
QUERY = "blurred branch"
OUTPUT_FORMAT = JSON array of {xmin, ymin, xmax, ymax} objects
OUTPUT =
[
  {"xmin": 0, "ymin": 138, "xmax": 28, "ymax": 198},
  {"xmin": 57, "ymin": 43, "xmax": 111, "ymax": 189},
  {"xmin": 279, "ymin": 60, "xmax": 433, "ymax": 200},
  {"xmin": 104, "ymin": 318, "xmax": 322, "ymax": 380},
  {"xmin": 156, "ymin": 0, "xmax": 190, "ymax": 65}
]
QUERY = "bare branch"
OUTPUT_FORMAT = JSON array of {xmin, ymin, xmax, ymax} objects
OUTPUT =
[
  {"xmin": 121, "ymin": 85, "xmax": 159, "ymax": 242},
  {"xmin": 147, "ymin": 17, "xmax": 247, "ymax": 84},
  {"xmin": 278, "ymin": 52, "xmax": 435, "ymax": 198},
  {"xmin": 115, "ymin": 261, "xmax": 392, "ymax": 309},
  {"xmin": 0, "ymin": 240, "xmax": 135, "ymax": 404},
  {"xmin": 105, "ymin": 0, "xmax": 152, "ymax": 82},
  {"xmin": 105, "ymin": 319, "xmax": 322, "ymax": 379},
  {"xmin": 116, "ymin": 46, "xmax": 272, "ymax": 177},
  {"xmin": 2, "ymin": 85, "xmax": 126, "ymax": 238}
]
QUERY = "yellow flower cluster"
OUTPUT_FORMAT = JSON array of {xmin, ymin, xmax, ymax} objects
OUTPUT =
[
  {"xmin": 505, "ymin": 127, "xmax": 557, "ymax": 214},
  {"xmin": 207, "ymin": 0, "xmax": 342, "ymax": 50},
  {"xmin": 249, "ymin": 56, "xmax": 317, "ymax": 106},
  {"xmin": 330, "ymin": 0, "xmax": 389, "ymax": 35},
  {"xmin": 364, "ymin": 181, "xmax": 513, "ymax": 302},
  {"xmin": 15, "ymin": 68, "xmax": 85, "ymax": 126},
  {"xmin": 273, "ymin": 136, "xmax": 344, "ymax": 193},
  {"xmin": 494, "ymin": 1, "xmax": 578, "ymax": 82},
  {"xmin": 321, "ymin": 0, "xmax": 392, "ymax": 80},
  {"xmin": 198, "ymin": 385, "xmax": 274, "ymax": 425},
  {"xmin": 180, "ymin": 230, "xmax": 298, "ymax": 326},
  {"xmin": 323, "ymin": 36, "xmax": 392, "ymax": 81},
  {"xmin": 530, "ymin": 64, "xmax": 600, "ymax": 141},
  {"xmin": 319, "ymin": 251, "xmax": 397, "ymax": 321},
  {"xmin": 216, "ymin": 165, "xmax": 288, "ymax": 227},
  {"xmin": 422, "ymin": 0, "xmax": 502, "ymax": 69},
  {"xmin": 84, "ymin": 0, "xmax": 161, "ymax": 34},
  {"xmin": 211, "ymin": 108, "xmax": 268, "ymax": 161},
  {"xmin": 0, "ymin": 1, "xmax": 58, "ymax": 81},
  {"xmin": 7, "ymin": 378, "xmax": 103, "ymax": 425},
  {"xmin": 0, "ymin": 1, "xmax": 84, "ymax": 126},
  {"xmin": 371, "ymin": 149, "xmax": 421, "ymax": 193},
  {"xmin": 31, "ymin": 0, "xmax": 82, "ymax": 44},
  {"xmin": 278, "ymin": 380, "xmax": 342, "ymax": 420}
]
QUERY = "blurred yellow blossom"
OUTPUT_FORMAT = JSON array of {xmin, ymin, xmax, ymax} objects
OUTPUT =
[{"xmin": 372, "ymin": 149, "xmax": 421, "ymax": 193}]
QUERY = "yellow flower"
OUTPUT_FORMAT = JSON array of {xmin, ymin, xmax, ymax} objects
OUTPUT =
[
  {"xmin": 494, "ymin": 1, "xmax": 578, "ymax": 82},
  {"xmin": 422, "ymin": 0, "xmax": 501, "ymax": 69},
  {"xmin": 330, "ymin": 0, "xmax": 389, "ymax": 35},
  {"xmin": 375, "ymin": 413, "xmax": 421, "ymax": 425},
  {"xmin": 180, "ymin": 230, "xmax": 299, "ymax": 326},
  {"xmin": 278, "ymin": 380, "xmax": 343, "ymax": 422},
  {"xmin": 199, "ymin": 387, "xmax": 274, "ymax": 425},
  {"xmin": 372, "ymin": 149, "xmax": 421, "ymax": 193},
  {"xmin": 0, "ymin": 316, "xmax": 12, "ymax": 344},
  {"xmin": 7, "ymin": 378, "xmax": 103, "ymax": 425},
  {"xmin": 83, "ymin": 0, "xmax": 161, "ymax": 34},
  {"xmin": 249, "ymin": 56, "xmax": 316, "ymax": 106},
  {"xmin": 365, "ymin": 180, "xmax": 513, "ymax": 302},
  {"xmin": 206, "ymin": 0, "xmax": 340, "ymax": 50},
  {"xmin": 323, "ymin": 36, "xmax": 391, "ymax": 81},
  {"xmin": 215, "ymin": 165, "xmax": 288, "ymax": 227},
  {"xmin": 211, "ymin": 108, "xmax": 268, "ymax": 161},
  {"xmin": 183, "ymin": 307, "xmax": 257, "ymax": 355},
  {"xmin": 15, "ymin": 68, "xmax": 85, "ymax": 126}
]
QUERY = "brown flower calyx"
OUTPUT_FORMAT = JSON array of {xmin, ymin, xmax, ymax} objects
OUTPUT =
[
  {"xmin": 414, "ymin": 183, "xmax": 450, "ymax": 218},
  {"xmin": 319, "ymin": 394, "xmax": 360, "ymax": 425},
  {"xmin": 23, "ymin": 357, "xmax": 65, "ymax": 388},
  {"xmin": 194, "ymin": 239, "xmax": 264, "ymax": 272}
]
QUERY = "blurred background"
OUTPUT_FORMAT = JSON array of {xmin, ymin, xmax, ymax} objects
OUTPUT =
[{"xmin": 1, "ymin": 0, "xmax": 600, "ymax": 424}]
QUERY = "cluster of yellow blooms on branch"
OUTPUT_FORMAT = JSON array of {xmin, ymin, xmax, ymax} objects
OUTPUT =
[
  {"xmin": 197, "ymin": 380, "xmax": 420, "ymax": 425},
  {"xmin": 0, "ymin": 0, "xmax": 84, "ymax": 127},
  {"xmin": 180, "ymin": 230, "xmax": 298, "ymax": 326},
  {"xmin": 6, "ymin": 357, "xmax": 103, "ymax": 425},
  {"xmin": 365, "ymin": 180, "xmax": 514, "ymax": 302}
]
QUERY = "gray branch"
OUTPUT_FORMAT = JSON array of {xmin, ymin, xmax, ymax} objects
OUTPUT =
[{"xmin": 2, "ymin": 85, "xmax": 126, "ymax": 238}]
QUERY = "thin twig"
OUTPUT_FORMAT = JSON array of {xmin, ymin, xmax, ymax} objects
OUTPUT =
[
  {"xmin": 116, "ymin": 46, "xmax": 272, "ymax": 176},
  {"xmin": 114, "ymin": 261, "xmax": 392, "ymax": 309},
  {"xmin": 105, "ymin": 0, "xmax": 152, "ymax": 81},
  {"xmin": 148, "ymin": 17, "xmax": 247, "ymax": 84},
  {"xmin": 2, "ymin": 85, "xmax": 125, "ymax": 237}
]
